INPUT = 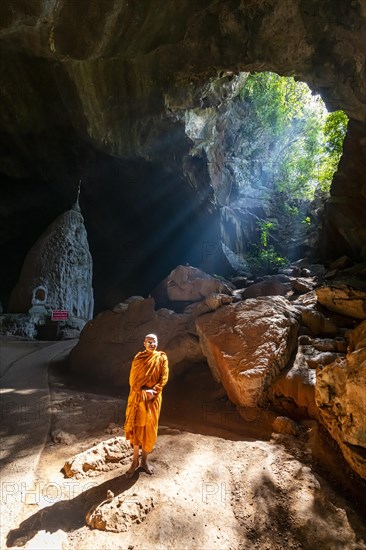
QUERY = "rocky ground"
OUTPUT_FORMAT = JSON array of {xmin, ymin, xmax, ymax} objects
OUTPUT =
[{"xmin": 1, "ymin": 341, "xmax": 365, "ymax": 550}]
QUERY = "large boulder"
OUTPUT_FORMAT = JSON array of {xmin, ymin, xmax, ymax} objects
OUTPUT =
[
  {"xmin": 153, "ymin": 265, "xmax": 233, "ymax": 306},
  {"xmin": 241, "ymin": 278, "xmax": 291, "ymax": 299},
  {"xmin": 69, "ymin": 296, "xmax": 205, "ymax": 384},
  {"xmin": 296, "ymin": 308, "xmax": 338, "ymax": 336},
  {"xmin": 315, "ymin": 320, "xmax": 366, "ymax": 480},
  {"xmin": 195, "ymin": 296, "xmax": 300, "ymax": 407},
  {"xmin": 316, "ymin": 285, "xmax": 366, "ymax": 320}
]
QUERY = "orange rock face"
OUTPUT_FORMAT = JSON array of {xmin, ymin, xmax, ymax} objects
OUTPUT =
[
  {"xmin": 316, "ymin": 320, "xmax": 366, "ymax": 480},
  {"xmin": 196, "ymin": 296, "xmax": 300, "ymax": 407}
]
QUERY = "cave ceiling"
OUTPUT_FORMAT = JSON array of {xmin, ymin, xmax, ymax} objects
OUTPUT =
[{"xmin": 0, "ymin": 0, "xmax": 365, "ymax": 310}]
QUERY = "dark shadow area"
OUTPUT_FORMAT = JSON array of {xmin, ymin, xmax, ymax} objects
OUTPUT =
[
  {"xmin": 161, "ymin": 362, "xmax": 276, "ymax": 442},
  {"xmin": 237, "ymin": 468, "xmax": 366, "ymax": 549},
  {"xmin": 0, "ymin": 342, "xmax": 76, "ymax": 470},
  {"xmin": 6, "ymin": 473, "xmax": 138, "ymax": 547},
  {"xmin": 80, "ymin": 152, "xmax": 224, "ymax": 312},
  {"xmin": 1, "ymin": 344, "xmax": 57, "ymax": 470},
  {"xmin": 0, "ymin": 144, "xmax": 224, "ymax": 315}
]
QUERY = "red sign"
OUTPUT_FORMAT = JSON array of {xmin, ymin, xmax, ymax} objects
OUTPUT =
[{"xmin": 51, "ymin": 310, "xmax": 69, "ymax": 321}]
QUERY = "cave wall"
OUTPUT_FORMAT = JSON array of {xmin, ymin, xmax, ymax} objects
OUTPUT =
[
  {"xmin": 320, "ymin": 119, "xmax": 366, "ymax": 262},
  {"xmin": 0, "ymin": 0, "xmax": 365, "ymax": 309}
]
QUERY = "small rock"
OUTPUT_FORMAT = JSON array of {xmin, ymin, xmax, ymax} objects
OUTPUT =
[
  {"xmin": 86, "ymin": 493, "xmax": 155, "ymax": 532},
  {"xmin": 105, "ymin": 422, "xmax": 122, "ymax": 434},
  {"xmin": 51, "ymin": 431, "xmax": 77, "ymax": 445},
  {"xmin": 63, "ymin": 436, "xmax": 131, "ymax": 478},
  {"xmin": 272, "ymin": 416, "xmax": 299, "ymax": 436}
]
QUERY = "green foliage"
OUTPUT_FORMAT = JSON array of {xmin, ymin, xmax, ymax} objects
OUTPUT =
[
  {"xmin": 316, "ymin": 110, "xmax": 348, "ymax": 191},
  {"xmin": 246, "ymin": 246, "xmax": 288, "ymax": 277},
  {"xmin": 323, "ymin": 110, "xmax": 348, "ymax": 155},
  {"xmin": 259, "ymin": 221, "xmax": 274, "ymax": 248},
  {"xmin": 245, "ymin": 219, "xmax": 288, "ymax": 276},
  {"xmin": 232, "ymin": 72, "xmax": 349, "ymax": 271},
  {"xmin": 240, "ymin": 73, "xmax": 311, "ymax": 138},
  {"xmin": 239, "ymin": 72, "xmax": 348, "ymax": 200}
]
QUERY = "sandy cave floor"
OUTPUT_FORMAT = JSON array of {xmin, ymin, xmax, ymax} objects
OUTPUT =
[{"xmin": 2, "ymin": 342, "xmax": 366, "ymax": 550}]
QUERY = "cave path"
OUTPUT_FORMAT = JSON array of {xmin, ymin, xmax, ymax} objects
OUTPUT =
[{"xmin": 0, "ymin": 339, "xmax": 78, "ymax": 548}]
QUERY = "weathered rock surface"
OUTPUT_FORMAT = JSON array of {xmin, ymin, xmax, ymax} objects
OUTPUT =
[
  {"xmin": 270, "ymin": 335, "xmax": 347, "ymax": 418},
  {"xmin": 320, "ymin": 120, "xmax": 366, "ymax": 263},
  {"xmin": 291, "ymin": 277, "xmax": 316, "ymax": 294},
  {"xmin": 271, "ymin": 356, "xmax": 317, "ymax": 418},
  {"xmin": 241, "ymin": 278, "xmax": 291, "ymax": 299},
  {"xmin": 86, "ymin": 492, "xmax": 155, "ymax": 533},
  {"xmin": 63, "ymin": 437, "xmax": 131, "ymax": 478},
  {"xmin": 196, "ymin": 296, "xmax": 300, "ymax": 407},
  {"xmin": 329, "ymin": 256, "xmax": 353, "ymax": 271},
  {"xmin": 154, "ymin": 265, "xmax": 233, "ymax": 306},
  {"xmin": 69, "ymin": 295, "xmax": 205, "ymax": 384},
  {"xmin": 272, "ymin": 416, "xmax": 299, "ymax": 436},
  {"xmin": 315, "ymin": 320, "xmax": 366, "ymax": 480},
  {"xmin": 51, "ymin": 430, "xmax": 77, "ymax": 445},
  {"xmin": 298, "ymin": 308, "xmax": 338, "ymax": 336},
  {"xmin": 326, "ymin": 263, "xmax": 366, "ymax": 291},
  {"xmin": 183, "ymin": 291, "xmax": 233, "ymax": 316},
  {"xmin": 316, "ymin": 285, "xmax": 366, "ymax": 320},
  {"xmin": 7, "ymin": 205, "xmax": 94, "ymax": 320}
]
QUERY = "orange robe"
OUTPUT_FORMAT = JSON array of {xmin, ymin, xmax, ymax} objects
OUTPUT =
[{"xmin": 124, "ymin": 350, "xmax": 169, "ymax": 453}]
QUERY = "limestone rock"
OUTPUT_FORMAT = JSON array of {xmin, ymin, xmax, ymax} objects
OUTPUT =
[
  {"xmin": 299, "ymin": 308, "xmax": 338, "ymax": 337},
  {"xmin": 271, "ymin": 356, "xmax": 317, "ymax": 418},
  {"xmin": 163, "ymin": 265, "xmax": 233, "ymax": 303},
  {"xmin": 293, "ymin": 291, "xmax": 318, "ymax": 308},
  {"xmin": 51, "ymin": 430, "xmax": 77, "ymax": 445},
  {"xmin": 63, "ymin": 437, "xmax": 131, "ymax": 478},
  {"xmin": 316, "ymin": 285, "xmax": 366, "ymax": 320},
  {"xmin": 291, "ymin": 278, "xmax": 315, "ymax": 294},
  {"xmin": 298, "ymin": 335, "xmax": 348, "ymax": 354},
  {"xmin": 196, "ymin": 296, "xmax": 300, "ymax": 407},
  {"xmin": 328, "ymin": 256, "xmax": 353, "ymax": 271},
  {"xmin": 270, "ymin": 335, "xmax": 347, "ymax": 418},
  {"xmin": 183, "ymin": 292, "xmax": 233, "ymax": 316},
  {"xmin": 319, "ymin": 121, "xmax": 366, "ymax": 264},
  {"xmin": 86, "ymin": 492, "xmax": 155, "ymax": 532},
  {"xmin": 8, "ymin": 207, "xmax": 94, "ymax": 320},
  {"xmin": 328, "ymin": 263, "xmax": 366, "ymax": 291},
  {"xmin": 242, "ymin": 278, "xmax": 291, "ymax": 299},
  {"xmin": 272, "ymin": 416, "xmax": 298, "ymax": 436},
  {"xmin": 69, "ymin": 296, "xmax": 205, "ymax": 384},
  {"xmin": 315, "ymin": 320, "xmax": 366, "ymax": 479},
  {"xmin": 105, "ymin": 423, "xmax": 123, "ymax": 435},
  {"xmin": 349, "ymin": 321, "xmax": 366, "ymax": 352}
]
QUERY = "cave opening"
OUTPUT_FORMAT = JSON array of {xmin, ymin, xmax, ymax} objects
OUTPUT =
[
  {"xmin": 183, "ymin": 71, "xmax": 349, "ymax": 278},
  {"xmin": 0, "ymin": 70, "xmax": 349, "ymax": 315}
]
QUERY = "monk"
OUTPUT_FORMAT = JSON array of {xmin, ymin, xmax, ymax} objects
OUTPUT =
[{"xmin": 124, "ymin": 333, "xmax": 169, "ymax": 477}]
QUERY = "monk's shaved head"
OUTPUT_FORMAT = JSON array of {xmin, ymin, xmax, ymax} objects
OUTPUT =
[{"xmin": 145, "ymin": 333, "xmax": 158, "ymax": 342}]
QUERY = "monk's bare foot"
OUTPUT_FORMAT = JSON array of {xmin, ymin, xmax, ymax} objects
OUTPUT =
[
  {"xmin": 125, "ymin": 461, "xmax": 139, "ymax": 478},
  {"xmin": 141, "ymin": 461, "xmax": 154, "ymax": 475}
]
